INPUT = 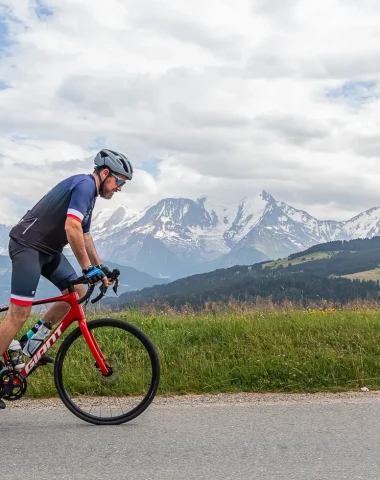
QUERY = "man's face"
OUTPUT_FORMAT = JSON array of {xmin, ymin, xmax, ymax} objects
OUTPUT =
[{"xmin": 100, "ymin": 170, "xmax": 128, "ymax": 199}]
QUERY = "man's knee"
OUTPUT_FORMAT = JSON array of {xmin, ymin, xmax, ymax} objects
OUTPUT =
[
  {"xmin": 75, "ymin": 284, "xmax": 86, "ymax": 298},
  {"xmin": 7, "ymin": 304, "xmax": 31, "ymax": 328},
  {"xmin": 61, "ymin": 284, "xmax": 86, "ymax": 298}
]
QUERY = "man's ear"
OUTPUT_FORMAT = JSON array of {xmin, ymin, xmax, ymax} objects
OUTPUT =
[{"xmin": 101, "ymin": 168, "xmax": 110, "ymax": 179}]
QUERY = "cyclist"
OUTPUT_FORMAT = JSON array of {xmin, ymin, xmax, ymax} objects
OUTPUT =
[{"xmin": 0, "ymin": 149, "xmax": 133, "ymax": 409}]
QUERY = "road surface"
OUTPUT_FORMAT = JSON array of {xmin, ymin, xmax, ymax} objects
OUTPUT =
[{"xmin": 2, "ymin": 392, "xmax": 380, "ymax": 480}]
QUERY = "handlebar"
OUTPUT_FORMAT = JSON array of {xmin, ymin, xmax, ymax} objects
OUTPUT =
[{"xmin": 68, "ymin": 268, "xmax": 121, "ymax": 305}]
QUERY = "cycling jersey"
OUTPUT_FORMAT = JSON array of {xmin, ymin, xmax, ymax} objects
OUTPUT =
[{"xmin": 10, "ymin": 174, "xmax": 98, "ymax": 255}]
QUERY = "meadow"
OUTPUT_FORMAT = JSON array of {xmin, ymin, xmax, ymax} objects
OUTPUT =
[{"xmin": 14, "ymin": 299, "xmax": 380, "ymax": 397}]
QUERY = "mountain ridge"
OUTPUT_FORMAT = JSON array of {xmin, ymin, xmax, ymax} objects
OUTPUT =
[
  {"xmin": 3, "ymin": 191, "xmax": 380, "ymax": 279},
  {"xmin": 89, "ymin": 191, "xmax": 380, "ymax": 278}
]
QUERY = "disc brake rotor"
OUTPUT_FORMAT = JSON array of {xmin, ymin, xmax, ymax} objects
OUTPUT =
[{"xmin": 95, "ymin": 357, "xmax": 121, "ymax": 384}]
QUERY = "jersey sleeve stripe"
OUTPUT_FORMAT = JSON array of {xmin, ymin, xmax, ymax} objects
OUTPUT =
[
  {"xmin": 67, "ymin": 209, "xmax": 84, "ymax": 222},
  {"xmin": 67, "ymin": 214, "xmax": 82, "ymax": 223}
]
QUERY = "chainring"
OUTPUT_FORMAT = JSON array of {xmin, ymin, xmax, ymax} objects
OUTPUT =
[{"xmin": 0, "ymin": 369, "xmax": 27, "ymax": 401}]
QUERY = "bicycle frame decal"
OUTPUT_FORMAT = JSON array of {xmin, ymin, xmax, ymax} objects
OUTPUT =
[{"xmin": 25, "ymin": 323, "xmax": 64, "ymax": 374}]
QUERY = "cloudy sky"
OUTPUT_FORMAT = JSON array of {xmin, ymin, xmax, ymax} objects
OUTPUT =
[{"xmin": 1, "ymin": 0, "xmax": 380, "ymax": 225}]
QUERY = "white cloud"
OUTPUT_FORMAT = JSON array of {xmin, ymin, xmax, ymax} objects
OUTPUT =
[{"xmin": 0, "ymin": 0, "xmax": 380, "ymax": 226}]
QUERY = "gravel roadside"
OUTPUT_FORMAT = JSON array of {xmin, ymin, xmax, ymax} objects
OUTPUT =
[{"xmin": 5, "ymin": 390, "xmax": 380, "ymax": 410}]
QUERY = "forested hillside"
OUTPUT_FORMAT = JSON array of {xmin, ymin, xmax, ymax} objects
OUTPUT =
[{"xmin": 111, "ymin": 237, "xmax": 380, "ymax": 308}]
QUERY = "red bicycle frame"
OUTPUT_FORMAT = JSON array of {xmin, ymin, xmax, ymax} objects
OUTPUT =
[{"xmin": 0, "ymin": 289, "xmax": 110, "ymax": 377}]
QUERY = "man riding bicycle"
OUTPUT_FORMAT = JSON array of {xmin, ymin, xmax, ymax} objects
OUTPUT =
[{"xmin": 0, "ymin": 149, "xmax": 133, "ymax": 409}]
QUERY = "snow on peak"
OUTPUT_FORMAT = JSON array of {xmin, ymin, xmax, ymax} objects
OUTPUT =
[
  {"xmin": 88, "ymin": 192, "xmax": 380, "ymax": 270},
  {"xmin": 342, "ymin": 206, "xmax": 380, "ymax": 238}
]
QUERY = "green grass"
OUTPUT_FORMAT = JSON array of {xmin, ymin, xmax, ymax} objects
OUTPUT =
[
  {"xmin": 341, "ymin": 269, "xmax": 380, "ymax": 281},
  {"xmin": 12, "ymin": 304, "xmax": 380, "ymax": 398},
  {"xmin": 263, "ymin": 251, "xmax": 339, "ymax": 269}
]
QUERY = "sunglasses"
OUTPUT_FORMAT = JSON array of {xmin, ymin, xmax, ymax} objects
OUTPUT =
[{"xmin": 111, "ymin": 173, "xmax": 127, "ymax": 188}]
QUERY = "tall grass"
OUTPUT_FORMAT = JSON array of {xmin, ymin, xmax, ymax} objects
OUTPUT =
[{"xmin": 12, "ymin": 300, "xmax": 380, "ymax": 397}]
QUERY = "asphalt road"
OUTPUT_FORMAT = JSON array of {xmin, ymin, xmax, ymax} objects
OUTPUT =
[{"xmin": 2, "ymin": 393, "xmax": 380, "ymax": 480}]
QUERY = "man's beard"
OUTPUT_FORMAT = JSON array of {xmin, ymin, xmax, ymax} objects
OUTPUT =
[{"xmin": 100, "ymin": 190, "xmax": 114, "ymax": 199}]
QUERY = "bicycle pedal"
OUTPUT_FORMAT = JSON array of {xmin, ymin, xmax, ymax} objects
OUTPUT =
[{"xmin": 38, "ymin": 355, "xmax": 55, "ymax": 366}]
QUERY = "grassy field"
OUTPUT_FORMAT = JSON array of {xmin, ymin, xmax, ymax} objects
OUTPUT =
[
  {"xmin": 262, "ymin": 251, "xmax": 337, "ymax": 269},
  {"xmin": 341, "ymin": 270, "xmax": 380, "ymax": 281},
  {"xmin": 9, "ymin": 301, "xmax": 380, "ymax": 398}
]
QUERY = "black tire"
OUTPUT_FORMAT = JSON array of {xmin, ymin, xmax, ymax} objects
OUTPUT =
[{"xmin": 54, "ymin": 318, "xmax": 160, "ymax": 425}]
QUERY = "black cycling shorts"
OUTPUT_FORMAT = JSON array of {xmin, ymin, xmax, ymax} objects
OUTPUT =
[{"xmin": 9, "ymin": 238, "xmax": 78, "ymax": 306}]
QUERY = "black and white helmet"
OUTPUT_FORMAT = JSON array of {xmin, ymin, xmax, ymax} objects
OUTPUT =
[{"xmin": 94, "ymin": 149, "xmax": 133, "ymax": 180}]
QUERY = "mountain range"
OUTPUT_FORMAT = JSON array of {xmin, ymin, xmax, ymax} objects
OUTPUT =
[
  {"xmin": 89, "ymin": 190, "xmax": 380, "ymax": 278},
  {"xmin": 2, "ymin": 190, "xmax": 380, "ymax": 280}
]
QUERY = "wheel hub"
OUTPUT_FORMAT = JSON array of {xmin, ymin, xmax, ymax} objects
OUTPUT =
[{"xmin": 94, "ymin": 358, "xmax": 120, "ymax": 384}]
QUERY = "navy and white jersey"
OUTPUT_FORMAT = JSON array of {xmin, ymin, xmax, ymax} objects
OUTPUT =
[{"xmin": 10, "ymin": 174, "xmax": 98, "ymax": 255}]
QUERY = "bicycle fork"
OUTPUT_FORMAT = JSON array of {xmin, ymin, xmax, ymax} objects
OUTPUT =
[{"xmin": 78, "ymin": 319, "xmax": 111, "ymax": 376}]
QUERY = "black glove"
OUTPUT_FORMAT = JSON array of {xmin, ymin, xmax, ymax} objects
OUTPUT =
[
  {"xmin": 97, "ymin": 263, "xmax": 111, "ymax": 278},
  {"xmin": 82, "ymin": 265, "xmax": 105, "ymax": 284}
]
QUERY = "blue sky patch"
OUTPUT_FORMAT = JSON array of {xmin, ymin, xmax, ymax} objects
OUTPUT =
[
  {"xmin": 35, "ymin": 1, "xmax": 54, "ymax": 20},
  {"xmin": 10, "ymin": 135, "xmax": 33, "ymax": 142},
  {"xmin": 0, "ymin": 19, "xmax": 12, "ymax": 54},
  {"xmin": 0, "ymin": 81, "xmax": 9, "ymax": 90},
  {"xmin": 141, "ymin": 158, "xmax": 160, "ymax": 177},
  {"xmin": 326, "ymin": 80, "xmax": 379, "ymax": 103},
  {"xmin": 88, "ymin": 136, "xmax": 107, "ymax": 151}
]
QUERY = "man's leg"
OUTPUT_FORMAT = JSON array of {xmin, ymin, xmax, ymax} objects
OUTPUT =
[
  {"xmin": 0, "ymin": 304, "xmax": 31, "ymax": 357},
  {"xmin": 1, "ymin": 240, "xmax": 42, "ymax": 356},
  {"xmin": 0, "ymin": 301, "xmax": 32, "ymax": 409},
  {"xmin": 40, "ymin": 284, "xmax": 86, "ymax": 326},
  {"xmin": 41, "ymin": 252, "xmax": 86, "ymax": 326}
]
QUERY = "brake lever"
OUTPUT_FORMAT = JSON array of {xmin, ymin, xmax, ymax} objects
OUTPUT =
[
  {"xmin": 91, "ymin": 283, "xmax": 108, "ymax": 304},
  {"xmin": 112, "ymin": 278, "xmax": 120, "ymax": 296},
  {"xmin": 91, "ymin": 269, "xmax": 121, "ymax": 304}
]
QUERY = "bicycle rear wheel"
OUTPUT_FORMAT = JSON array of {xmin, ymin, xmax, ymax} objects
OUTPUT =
[{"xmin": 54, "ymin": 318, "xmax": 160, "ymax": 425}]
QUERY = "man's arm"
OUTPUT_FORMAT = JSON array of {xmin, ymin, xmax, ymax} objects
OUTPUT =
[
  {"xmin": 83, "ymin": 232, "xmax": 112, "ymax": 286},
  {"xmin": 84, "ymin": 232, "xmax": 101, "ymax": 267},
  {"xmin": 65, "ymin": 217, "xmax": 92, "ymax": 270},
  {"xmin": 66, "ymin": 220, "xmax": 112, "ymax": 286}
]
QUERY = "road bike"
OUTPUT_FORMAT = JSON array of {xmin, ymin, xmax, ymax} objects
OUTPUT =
[{"xmin": 0, "ymin": 270, "xmax": 161, "ymax": 425}]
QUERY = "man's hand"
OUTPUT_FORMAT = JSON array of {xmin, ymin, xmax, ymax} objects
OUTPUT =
[
  {"xmin": 97, "ymin": 263, "xmax": 113, "ymax": 287},
  {"xmin": 82, "ymin": 265, "xmax": 105, "ymax": 285}
]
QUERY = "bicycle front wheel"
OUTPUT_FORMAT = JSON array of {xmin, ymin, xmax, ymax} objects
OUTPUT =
[{"xmin": 54, "ymin": 318, "xmax": 160, "ymax": 425}]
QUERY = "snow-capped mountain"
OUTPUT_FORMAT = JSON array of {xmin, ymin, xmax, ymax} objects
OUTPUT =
[
  {"xmin": 3, "ymin": 190, "xmax": 380, "ymax": 280},
  {"xmin": 227, "ymin": 192, "xmax": 344, "ymax": 260},
  {"xmin": 88, "ymin": 190, "xmax": 380, "ymax": 278},
  {"xmin": 91, "ymin": 197, "xmax": 228, "ymax": 278},
  {"xmin": 340, "ymin": 207, "xmax": 380, "ymax": 239}
]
